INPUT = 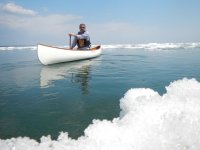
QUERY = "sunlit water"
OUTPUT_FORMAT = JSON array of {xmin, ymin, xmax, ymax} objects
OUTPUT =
[{"xmin": 0, "ymin": 43, "xmax": 200, "ymax": 149}]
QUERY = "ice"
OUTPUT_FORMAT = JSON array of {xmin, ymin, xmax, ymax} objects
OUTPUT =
[
  {"xmin": 0, "ymin": 46, "xmax": 37, "ymax": 51},
  {"xmin": 101, "ymin": 42, "xmax": 200, "ymax": 50},
  {"xmin": 1, "ymin": 78, "xmax": 200, "ymax": 150},
  {"xmin": 1, "ymin": 42, "xmax": 200, "ymax": 51}
]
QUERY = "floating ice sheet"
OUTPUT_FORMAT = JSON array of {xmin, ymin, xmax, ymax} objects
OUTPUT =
[{"xmin": 1, "ymin": 78, "xmax": 200, "ymax": 150}]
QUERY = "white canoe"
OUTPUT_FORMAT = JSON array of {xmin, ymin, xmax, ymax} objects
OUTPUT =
[{"xmin": 37, "ymin": 44, "xmax": 102, "ymax": 65}]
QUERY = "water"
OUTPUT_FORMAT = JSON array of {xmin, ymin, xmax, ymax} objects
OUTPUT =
[{"xmin": 0, "ymin": 43, "xmax": 200, "ymax": 149}]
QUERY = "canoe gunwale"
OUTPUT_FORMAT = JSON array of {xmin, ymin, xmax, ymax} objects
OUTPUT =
[{"xmin": 38, "ymin": 43, "xmax": 101, "ymax": 51}]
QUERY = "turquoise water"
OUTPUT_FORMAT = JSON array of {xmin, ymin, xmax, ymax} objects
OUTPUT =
[{"xmin": 0, "ymin": 46, "xmax": 200, "ymax": 141}]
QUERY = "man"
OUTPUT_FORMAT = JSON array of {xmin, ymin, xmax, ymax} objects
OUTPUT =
[{"xmin": 68, "ymin": 24, "xmax": 91, "ymax": 50}]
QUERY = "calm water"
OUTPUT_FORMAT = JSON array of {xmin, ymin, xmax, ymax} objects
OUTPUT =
[{"xmin": 0, "ymin": 46, "xmax": 200, "ymax": 141}]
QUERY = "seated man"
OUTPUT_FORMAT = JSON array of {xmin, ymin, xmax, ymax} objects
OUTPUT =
[{"xmin": 68, "ymin": 23, "xmax": 91, "ymax": 50}]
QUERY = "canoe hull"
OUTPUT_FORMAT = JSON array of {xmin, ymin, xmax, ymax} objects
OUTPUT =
[{"xmin": 37, "ymin": 44, "xmax": 102, "ymax": 65}]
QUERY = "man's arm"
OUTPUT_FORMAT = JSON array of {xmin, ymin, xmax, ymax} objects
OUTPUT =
[
  {"xmin": 68, "ymin": 33, "xmax": 77, "ymax": 37},
  {"xmin": 76, "ymin": 31, "xmax": 90, "ymax": 40},
  {"xmin": 68, "ymin": 31, "xmax": 90, "ymax": 40}
]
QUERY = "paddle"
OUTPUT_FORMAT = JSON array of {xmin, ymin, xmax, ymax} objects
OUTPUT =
[{"xmin": 69, "ymin": 35, "xmax": 72, "ymax": 49}]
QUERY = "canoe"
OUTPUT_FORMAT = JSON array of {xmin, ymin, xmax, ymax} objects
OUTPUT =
[{"xmin": 37, "ymin": 44, "xmax": 102, "ymax": 65}]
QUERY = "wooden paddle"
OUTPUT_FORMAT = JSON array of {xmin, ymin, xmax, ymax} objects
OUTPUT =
[{"xmin": 69, "ymin": 35, "xmax": 72, "ymax": 49}]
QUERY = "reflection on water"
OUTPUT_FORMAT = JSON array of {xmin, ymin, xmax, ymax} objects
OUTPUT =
[
  {"xmin": 71, "ymin": 65, "xmax": 91, "ymax": 94},
  {"xmin": 40, "ymin": 59, "xmax": 100, "ymax": 94}
]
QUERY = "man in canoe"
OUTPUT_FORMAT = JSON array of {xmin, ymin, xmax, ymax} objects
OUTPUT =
[{"xmin": 68, "ymin": 23, "xmax": 91, "ymax": 50}]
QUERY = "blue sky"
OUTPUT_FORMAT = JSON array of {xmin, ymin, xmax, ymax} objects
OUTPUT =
[{"xmin": 0, "ymin": 0, "xmax": 200, "ymax": 45}]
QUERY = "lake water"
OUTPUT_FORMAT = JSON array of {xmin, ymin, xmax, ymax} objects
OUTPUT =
[{"xmin": 0, "ymin": 43, "xmax": 200, "ymax": 149}]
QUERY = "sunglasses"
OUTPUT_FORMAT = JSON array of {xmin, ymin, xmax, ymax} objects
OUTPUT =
[{"xmin": 80, "ymin": 26, "xmax": 85, "ymax": 28}]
